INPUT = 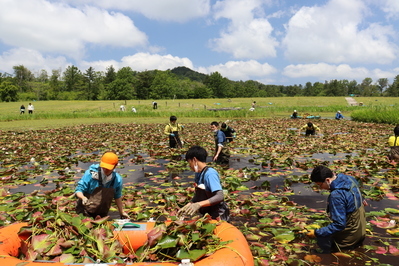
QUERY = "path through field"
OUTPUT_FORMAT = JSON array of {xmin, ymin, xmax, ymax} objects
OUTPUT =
[{"xmin": 345, "ymin": 97, "xmax": 358, "ymax": 106}]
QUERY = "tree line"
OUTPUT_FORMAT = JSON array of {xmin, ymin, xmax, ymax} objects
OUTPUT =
[{"xmin": 0, "ymin": 65, "xmax": 399, "ymax": 102}]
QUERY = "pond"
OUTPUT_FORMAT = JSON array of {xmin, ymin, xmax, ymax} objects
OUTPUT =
[{"xmin": 1, "ymin": 119, "xmax": 398, "ymax": 265}]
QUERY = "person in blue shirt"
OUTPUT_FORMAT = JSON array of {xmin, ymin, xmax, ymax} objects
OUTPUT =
[
  {"xmin": 210, "ymin": 121, "xmax": 230, "ymax": 165},
  {"xmin": 307, "ymin": 165, "xmax": 366, "ymax": 253},
  {"xmin": 75, "ymin": 152, "xmax": 129, "ymax": 218},
  {"xmin": 335, "ymin": 111, "xmax": 344, "ymax": 120},
  {"xmin": 178, "ymin": 146, "xmax": 229, "ymax": 221}
]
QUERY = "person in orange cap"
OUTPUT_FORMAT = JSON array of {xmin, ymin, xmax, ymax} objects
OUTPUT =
[{"xmin": 75, "ymin": 152, "xmax": 129, "ymax": 218}]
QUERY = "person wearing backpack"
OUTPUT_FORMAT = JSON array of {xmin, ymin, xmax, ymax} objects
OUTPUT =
[
  {"xmin": 306, "ymin": 165, "xmax": 366, "ymax": 253},
  {"xmin": 164, "ymin": 115, "xmax": 184, "ymax": 148},
  {"xmin": 75, "ymin": 152, "xmax": 129, "ymax": 218},
  {"xmin": 221, "ymin": 122, "xmax": 236, "ymax": 143},
  {"xmin": 210, "ymin": 121, "xmax": 230, "ymax": 165}
]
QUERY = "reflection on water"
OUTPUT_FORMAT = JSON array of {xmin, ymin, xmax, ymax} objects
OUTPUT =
[{"xmin": 8, "ymin": 151, "xmax": 396, "ymax": 212}]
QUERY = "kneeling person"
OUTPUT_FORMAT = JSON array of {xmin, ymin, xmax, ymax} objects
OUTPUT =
[
  {"xmin": 75, "ymin": 152, "xmax": 129, "ymax": 218},
  {"xmin": 308, "ymin": 165, "xmax": 366, "ymax": 253}
]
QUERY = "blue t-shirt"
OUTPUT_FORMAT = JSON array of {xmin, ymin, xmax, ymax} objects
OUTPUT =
[
  {"xmin": 194, "ymin": 167, "xmax": 222, "ymax": 193},
  {"xmin": 215, "ymin": 130, "xmax": 227, "ymax": 145}
]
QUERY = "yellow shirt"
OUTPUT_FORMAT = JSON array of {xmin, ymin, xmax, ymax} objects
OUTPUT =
[
  {"xmin": 388, "ymin": 136, "xmax": 399, "ymax": 147},
  {"xmin": 301, "ymin": 124, "xmax": 320, "ymax": 131},
  {"xmin": 164, "ymin": 123, "xmax": 183, "ymax": 135}
]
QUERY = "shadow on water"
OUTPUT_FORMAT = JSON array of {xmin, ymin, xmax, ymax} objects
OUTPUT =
[{"xmin": 6, "ymin": 151, "xmax": 399, "ymax": 265}]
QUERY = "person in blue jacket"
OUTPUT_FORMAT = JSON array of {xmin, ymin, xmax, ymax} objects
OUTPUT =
[
  {"xmin": 335, "ymin": 111, "xmax": 344, "ymax": 120},
  {"xmin": 75, "ymin": 152, "xmax": 129, "ymax": 218},
  {"xmin": 307, "ymin": 165, "xmax": 366, "ymax": 253},
  {"xmin": 178, "ymin": 145, "xmax": 229, "ymax": 221}
]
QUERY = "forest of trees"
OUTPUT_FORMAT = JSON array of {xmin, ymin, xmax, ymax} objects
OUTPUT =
[{"xmin": 1, "ymin": 65, "xmax": 399, "ymax": 102}]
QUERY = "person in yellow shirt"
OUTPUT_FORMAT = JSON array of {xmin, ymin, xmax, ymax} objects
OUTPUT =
[
  {"xmin": 164, "ymin": 116, "xmax": 184, "ymax": 148},
  {"xmin": 299, "ymin": 122, "xmax": 320, "ymax": 136},
  {"xmin": 388, "ymin": 125, "xmax": 399, "ymax": 162}
]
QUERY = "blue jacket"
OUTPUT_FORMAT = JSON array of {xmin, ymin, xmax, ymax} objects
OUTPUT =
[
  {"xmin": 75, "ymin": 164, "xmax": 123, "ymax": 199},
  {"xmin": 315, "ymin": 173, "xmax": 363, "ymax": 237}
]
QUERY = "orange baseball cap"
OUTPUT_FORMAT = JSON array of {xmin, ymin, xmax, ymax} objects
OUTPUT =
[{"xmin": 100, "ymin": 152, "xmax": 118, "ymax": 170}]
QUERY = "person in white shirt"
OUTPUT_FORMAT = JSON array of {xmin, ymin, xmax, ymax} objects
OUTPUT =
[{"xmin": 27, "ymin": 103, "xmax": 34, "ymax": 114}]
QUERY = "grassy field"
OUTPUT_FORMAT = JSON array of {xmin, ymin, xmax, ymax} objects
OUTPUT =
[{"xmin": 1, "ymin": 97, "xmax": 398, "ymax": 130}]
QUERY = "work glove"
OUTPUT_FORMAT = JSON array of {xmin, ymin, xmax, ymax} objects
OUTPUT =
[
  {"xmin": 170, "ymin": 133, "xmax": 175, "ymax": 137},
  {"xmin": 120, "ymin": 211, "xmax": 130, "ymax": 219},
  {"xmin": 82, "ymin": 197, "xmax": 89, "ymax": 205},
  {"xmin": 306, "ymin": 229, "xmax": 316, "ymax": 238},
  {"xmin": 178, "ymin": 202, "xmax": 201, "ymax": 216}
]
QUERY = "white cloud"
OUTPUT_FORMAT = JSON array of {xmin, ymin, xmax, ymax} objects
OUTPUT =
[
  {"xmin": 381, "ymin": 0, "xmax": 399, "ymax": 19},
  {"xmin": 60, "ymin": 0, "xmax": 211, "ymax": 22},
  {"xmin": 282, "ymin": 0, "xmax": 398, "ymax": 65},
  {"xmin": 0, "ymin": 0, "xmax": 148, "ymax": 59},
  {"xmin": 283, "ymin": 63, "xmax": 369, "ymax": 80},
  {"xmin": 120, "ymin": 53, "xmax": 194, "ymax": 71},
  {"xmin": 204, "ymin": 60, "xmax": 276, "ymax": 81},
  {"xmin": 371, "ymin": 68, "xmax": 398, "ymax": 81},
  {"xmin": 283, "ymin": 63, "xmax": 398, "ymax": 83},
  {"xmin": 210, "ymin": 0, "xmax": 278, "ymax": 59},
  {"xmin": 0, "ymin": 48, "xmax": 68, "ymax": 74},
  {"xmin": 79, "ymin": 53, "xmax": 194, "ymax": 73}
]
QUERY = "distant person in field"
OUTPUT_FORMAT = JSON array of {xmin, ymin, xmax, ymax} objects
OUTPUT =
[
  {"xmin": 119, "ymin": 105, "xmax": 125, "ymax": 111},
  {"xmin": 251, "ymin": 101, "xmax": 256, "ymax": 109},
  {"xmin": 27, "ymin": 103, "xmax": 34, "ymax": 114},
  {"xmin": 292, "ymin": 110, "xmax": 298, "ymax": 119},
  {"xmin": 335, "ymin": 111, "xmax": 344, "ymax": 120},
  {"xmin": 210, "ymin": 121, "xmax": 230, "ymax": 165},
  {"xmin": 300, "ymin": 122, "xmax": 320, "ymax": 136},
  {"xmin": 153, "ymin": 101, "xmax": 158, "ymax": 109},
  {"xmin": 20, "ymin": 104, "xmax": 25, "ymax": 114},
  {"xmin": 388, "ymin": 125, "xmax": 399, "ymax": 162},
  {"xmin": 131, "ymin": 106, "xmax": 137, "ymax": 113},
  {"xmin": 164, "ymin": 115, "xmax": 184, "ymax": 148},
  {"xmin": 221, "ymin": 122, "xmax": 236, "ymax": 143}
]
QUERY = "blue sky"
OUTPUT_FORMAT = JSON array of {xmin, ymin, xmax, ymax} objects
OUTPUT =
[{"xmin": 0, "ymin": 0, "xmax": 398, "ymax": 86}]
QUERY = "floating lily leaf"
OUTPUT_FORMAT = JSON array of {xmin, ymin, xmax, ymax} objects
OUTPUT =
[
  {"xmin": 273, "ymin": 232, "xmax": 295, "ymax": 244},
  {"xmin": 385, "ymin": 208, "xmax": 399, "ymax": 214}
]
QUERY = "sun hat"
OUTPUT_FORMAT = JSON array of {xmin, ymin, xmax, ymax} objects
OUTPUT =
[{"xmin": 100, "ymin": 152, "xmax": 118, "ymax": 170}]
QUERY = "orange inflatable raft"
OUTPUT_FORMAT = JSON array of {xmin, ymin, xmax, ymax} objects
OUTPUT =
[{"xmin": 0, "ymin": 221, "xmax": 254, "ymax": 266}]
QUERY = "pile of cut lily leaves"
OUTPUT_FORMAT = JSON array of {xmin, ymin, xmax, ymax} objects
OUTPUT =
[
  {"xmin": 18, "ymin": 210, "xmax": 222, "ymax": 263},
  {"xmin": 1, "ymin": 118, "xmax": 399, "ymax": 265}
]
